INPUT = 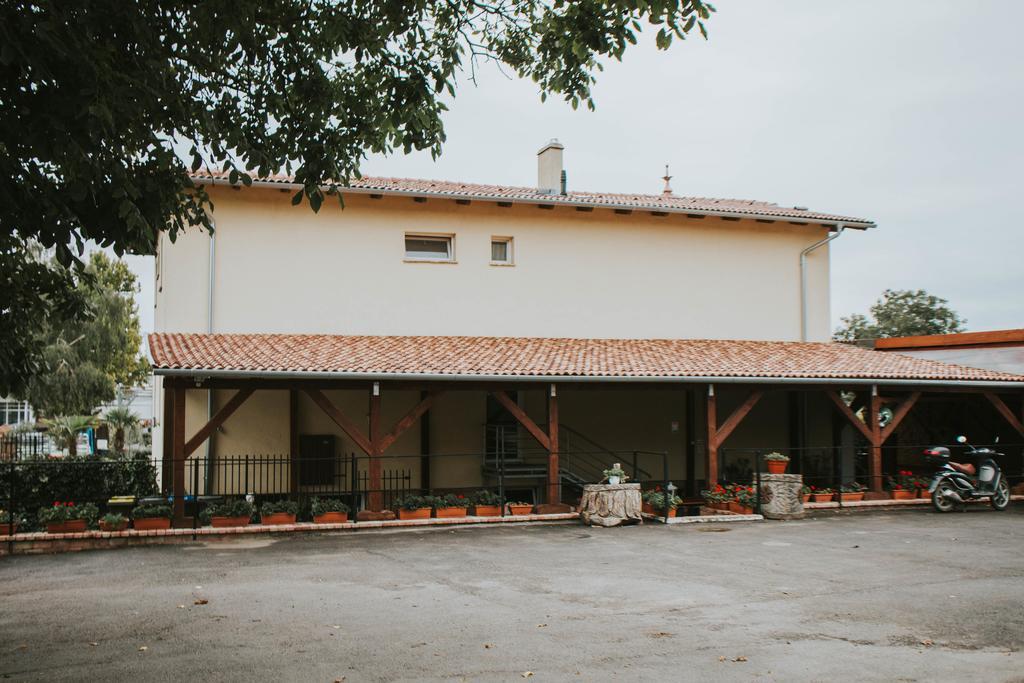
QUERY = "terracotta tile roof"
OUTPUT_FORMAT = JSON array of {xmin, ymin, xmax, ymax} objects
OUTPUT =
[
  {"xmin": 192, "ymin": 171, "xmax": 874, "ymax": 227},
  {"xmin": 148, "ymin": 334, "xmax": 1024, "ymax": 384}
]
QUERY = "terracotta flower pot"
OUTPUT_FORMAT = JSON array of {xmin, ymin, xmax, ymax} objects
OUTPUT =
[
  {"xmin": 471, "ymin": 505, "xmax": 501, "ymax": 517},
  {"xmin": 434, "ymin": 507, "xmax": 468, "ymax": 519},
  {"xmin": 260, "ymin": 512, "xmax": 296, "ymax": 526},
  {"xmin": 917, "ymin": 489, "xmax": 930, "ymax": 499},
  {"xmin": 99, "ymin": 520, "xmax": 128, "ymax": 532},
  {"xmin": 654, "ymin": 508, "xmax": 677, "ymax": 518},
  {"xmin": 642, "ymin": 502, "xmax": 655, "ymax": 515},
  {"xmin": 840, "ymin": 492, "xmax": 864, "ymax": 502},
  {"xmin": 736, "ymin": 505, "xmax": 753, "ymax": 515},
  {"xmin": 134, "ymin": 517, "xmax": 172, "ymax": 531},
  {"xmin": 728, "ymin": 501, "xmax": 744, "ymax": 513},
  {"xmin": 210, "ymin": 516, "xmax": 251, "ymax": 528},
  {"xmin": 811, "ymin": 493, "xmax": 834, "ymax": 503},
  {"xmin": 802, "ymin": 494, "xmax": 812, "ymax": 503},
  {"xmin": 313, "ymin": 512, "xmax": 349, "ymax": 524},
  {"xmin": 46, "ymin": 519, "xmax": 87, "ymax": 534},
  {"xmin": 508, "ymin": 504, "xmax": 533, "ymax": 516},
  {"xmin": 0, "ymin": 522, "xmax": 18, "ymax": 535},
  {"xmin": 891, "ymin": 489, "xmax": 914, "ymax": 500},
  {"xmin": 766, "ymin": 460, "xmax": 788, "ymax": 475},
  {"xmin": 398, "ymin": 507, "xmax": 431, "ymax": 520}
]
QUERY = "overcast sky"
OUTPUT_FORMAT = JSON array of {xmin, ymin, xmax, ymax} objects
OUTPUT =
[{"xmin": 131, "ymin": 0, "xmax": 1023, "ymax": 335}]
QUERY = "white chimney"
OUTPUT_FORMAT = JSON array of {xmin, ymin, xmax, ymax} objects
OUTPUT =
[{"xmin": 537, "ymin": 139, "xmax": 564, "ymax": 194}]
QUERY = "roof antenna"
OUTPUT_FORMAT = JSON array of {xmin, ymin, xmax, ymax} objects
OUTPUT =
[{"xmin": 662, "ymin": 164, "xmax": 673, "ymax": 196}]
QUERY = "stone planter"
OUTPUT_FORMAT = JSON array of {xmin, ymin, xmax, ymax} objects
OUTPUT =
[
  {"xmin": 579, "ymin": 483, "xmax": 641, "ymax": 527},
  {"xmin": 470, "ymin": 505, "xmax": 500, "ymax": 517},
  {"xmin": 134, "ymin": 517, "xmax": 172, "ymax": 531},
  {"xmin": 210, "ymin": 516, "xmax": 251, "ymax": 528},
  {"xmin": 260, "ymin": 512, "xmax": 296, "ymax": 526},
  {"xmin": 398, "ymin": 507, "xmax": 431, "ymax": 521},
  {"xmin": 434, "ymin": 507, "xmax": 468, "ymax": 519},
  {"xmin": 46, "ymin": 519, "xmax": 87, "ymax": 534},
  {"xmin": 313, "ymin": 512, "xmax": 349, "ymax": 524}
]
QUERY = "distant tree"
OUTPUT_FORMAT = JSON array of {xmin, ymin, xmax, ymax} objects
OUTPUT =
[
  {"xmin": 834, "ymin": 289, "xmax": 966, "ymax": 341},
  {"xmin": 103, "ymin": 407, "xmax": 141, "ymax": 455},
  {"xmin": 44, "ymin": 415, "xmax": 98, "ymax": 457},
  {"xmin": 21, "ymin": 253, "xmax": 149, "ymax": 417},
  {"xmin": 0, "ymin": 0, "xmax": 715, "ymax": 396}
]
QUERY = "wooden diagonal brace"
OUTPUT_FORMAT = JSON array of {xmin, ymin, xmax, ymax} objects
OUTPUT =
[
  {"xmin": 880, "ymin": 391, "xmax": 921, "ymax": 443},
  {"xmin": 711, "ymin": 390, "xmax": 764, "ymax": 449},
  {"xmin": 825, "ymin": 390, "xmax": 874, "ymax": 442},
  {"xmin": 984, "ymin": 392, "xmax": 1024, "ymax": 437},
  {"xmin": 304, "ymin": 388, "xmax": 375, "ymax": 455},
  {"xmin": 492, "ymin": 390, "xmax": 550, "ymax": 451},
  {"xmin": 184, "ymin": 388, "xmax": 254, "ymax": 457},
  {"xmin": 376, "ymin": 391, "xmax": 442, "ymax": 454}
]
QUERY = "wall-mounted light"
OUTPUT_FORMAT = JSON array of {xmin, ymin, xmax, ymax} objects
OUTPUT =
[{"xmin": 372, "ymin": 382, "xmax": 380, "ymax": 397}]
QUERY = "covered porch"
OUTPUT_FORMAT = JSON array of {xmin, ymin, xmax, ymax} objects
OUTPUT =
[{"xmin": 149, "ymin": 333, "xmax": 1024, "ymax": 525}]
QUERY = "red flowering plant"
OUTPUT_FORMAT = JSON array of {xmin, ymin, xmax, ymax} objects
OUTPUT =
[
  {"xmin": 432, "ymin": 493, "xmax": 470, "ymax": 509},
  {"xmin": 700, "ymin": 483, "xmax": 733, "ymax": 504},
  {"xmin": 887, "ymin": 470, "xmax": 916, "ymax": 491},
  {"xmin": 735, "ymin": 485, "xmax": 758, "ymax": 509},
  {"xmin": 37, "ymin": 501, "xmax": 99, "ymax": 525}
]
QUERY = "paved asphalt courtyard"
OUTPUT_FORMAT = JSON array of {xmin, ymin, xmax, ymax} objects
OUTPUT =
[{"xmin": 1, "ymin": 508, "xmax": 1022, "ymax": 682}]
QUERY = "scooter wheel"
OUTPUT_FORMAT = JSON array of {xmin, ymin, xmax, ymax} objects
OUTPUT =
[
  {"xmin": 932, "ymin": 481, "xmax": 958, "ymax": 513},
  {"xmin": 991, "ymin": 479, "xmax": 1010, "ymax": 511}
]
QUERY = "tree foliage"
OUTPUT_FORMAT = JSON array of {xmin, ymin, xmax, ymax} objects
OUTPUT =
[
  {"xmin": 0, "ymin": 0, "xmax": 714, "ymax": 395},
  {"xmin": 833, "ymin": 289, "xmax": 967, "ymax": 341},
  {"xmin": 22, "ymin": 252, "xmax": 149, "ymax": 417}
]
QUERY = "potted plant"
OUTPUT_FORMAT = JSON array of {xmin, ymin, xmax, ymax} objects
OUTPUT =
[
  {"xmin": 644, "ymin": 491, "xmax": 683, "ymax": 517},
  {"xmin": 0, "ymin": 509, "xmax": 22, "ymax": 536},
  {"xmin": 603, "ymin": 464, "xmax": 628, "ymax": 485},
  {"xmin": 201, "ymin": 499, "xmax": 254, "ymax": 527},
  {"xmin": 469, "ymin": 490, "xmax": 502, "ymax": 517},
  {"xmin": 310, "ymin": 497, "xmax": 350, "ymax": 524},
  {"xmin": 811, "ymin": 488, "xmax": 834, "ymax": 503},
  {"xmin": 433, "ymin": 493, "xmax": 470, "ymax": 518},
  {"xmin": 38, "ymin": 502, "xmax": 98, "ymax": 533},
  {"xmin": 915, "ymin": 476, "xmax": 932, "ymax": 499},
  {"xmin": 763, "ymin": 452, "xmax": 790, "ymax": 475},
  {"xmin": 734, "ymin": 486, "xmax": 757, "ymax": 514},
  {"xmin": 887, "ymin": 471, "xmax": 916, "ymax": 500},
  {"xmin": 395, "ymin": 495, "xmax": 432, "ymax": 520},
  {"xmin": 800, "ymin": 485, "xmax": 813, "ymax": 503},
  {"xmin": 839, "ymin": 482, "xmax": 867, "ymax": 502},
  {"xmin": 99, "ymin": 512, "xmax": 129, "ymax": 532},
  {"xmin": 260, "ymin": 500, "xmax": 298, "ymax": 525},
  {"xmin": 506, "ymin": 501, "xmax": 534, "ymax": 516},
  {"xmin": 131, "ymin": 504, "xmax": 172, "ymax": 530},
  {"xmin": 701, "ymin": 485, "xmax": 730, "ymax": 511}
]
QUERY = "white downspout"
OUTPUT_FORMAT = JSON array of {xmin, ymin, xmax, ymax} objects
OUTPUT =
[
  {"xmin": 204, "ymin": 226, "xmax": 216, "ymax": 491},
  {"xmin": 800, "ymin": 223, "xmax": 844, "ymax": 342}
]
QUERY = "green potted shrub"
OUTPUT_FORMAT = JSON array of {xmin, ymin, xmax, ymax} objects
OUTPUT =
[
  {"xmin": 260, "ymin": 500, "xmax": 298, "ymax": 525},
  {"xmin": 602, "ymin": 464, "xmax": 628, "ymax": 485},
  {"xmin": 839, "ymin": 482, "xmax": 867, "ymax": 502},
  {"xmin": 433, "ymin": 493, "xmax": 470, "ymax": 519},
  {"xmin": 643, "ymin": 490, "xmax": 683, "ymax": 517},
  {"xmin": 800, "ymin": 485, "xmax": 813, "ymax": 503},
  {"xmin": 506, "ymin": 501, "xmax": 534, "ymax": 516},
  {"xmin": 310, "ymin": 497, "xmax": 350, "ymax": 524},
  {"xmin": 131, "ymin": 504, "xmax": 172, "ymax": 530},
  {"xmin": 38, "ymin": 502, "xmax": 98, "ymax": 533},
  {"xmin": 394, "ymin": 495, "xmax": 432, "ymax": 521},
  {"xmin": 201, "ymin": 499, "xmax": 254, "ymax": 528},
  {"xmin": 1, "ymin": 509, "xmax": 23, "ymax": 535},
  {"xmin": 764, "ymin": 452, "xmax": 790, "ymax": 475},
  {"xmin": 99, "ymin": 512, "xmax": 129, "ymax": 532},
  {"xmin": 469, "ymin": 490, "xmax": 502, "ymax": 517}
]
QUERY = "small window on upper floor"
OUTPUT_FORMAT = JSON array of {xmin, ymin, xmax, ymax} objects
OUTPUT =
[
  {"xmin": 490, "ymin": 236, "xmax": 513, "ymax": 265},
  {"xmin": 405, "ymin": 234, "xmax": 454, "ymax": 262}
]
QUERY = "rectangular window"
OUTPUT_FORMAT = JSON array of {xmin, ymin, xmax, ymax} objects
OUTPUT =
[
  {"xmin": 405, "ymin": 234, "xmax": 453, "ymax": 262},
  {"xmin": 490, "ymin": 237, "xmax": 513, "ymax": 265}
]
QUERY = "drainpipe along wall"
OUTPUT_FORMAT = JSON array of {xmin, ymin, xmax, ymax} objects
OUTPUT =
[
  {"xmin": 205, "ymin": 227, "xmax": 216, "ymax": 491},
  {"xmin": 799, "ymin": 224, "xmax": 844, "ymax": 342}
]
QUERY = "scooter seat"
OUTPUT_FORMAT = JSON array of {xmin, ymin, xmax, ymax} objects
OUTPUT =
[{"xmin": 950, "ymin": 462, "xmax": 976, "ymax": 476}]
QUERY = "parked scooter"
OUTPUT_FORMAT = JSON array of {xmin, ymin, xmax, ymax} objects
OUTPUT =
[{"xmin": 924, "ymin": 436, "xmax": 1011, "ymax": 512}]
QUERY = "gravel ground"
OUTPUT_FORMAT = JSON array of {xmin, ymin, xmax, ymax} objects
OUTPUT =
[{"xmin": 1, "ymin": 507, "xmax": 1023, "ymax": 682}]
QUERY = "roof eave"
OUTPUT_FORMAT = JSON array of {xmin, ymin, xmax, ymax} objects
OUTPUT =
[
  {"xmin": 152, "ymin": 367, "xmax": 1019, "ymax": 389},
  {"xmin": 194, "ymin": 176, "xmax": 876, "ymax": 230}
]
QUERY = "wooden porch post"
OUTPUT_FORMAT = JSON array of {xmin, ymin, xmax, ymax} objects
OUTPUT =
[
  {"xmin": 368, "ymin": 383, "xmax": 382, "ymax": 511},
  {"xmin": 547, "ymin": 383, "xmax": 560, "ymax": 504},
  {"xmin": 161, "ymin": 380, "xmax": 174, "ymax": 494},
  {"xmin": 706, "ymin": 384, "xmax": 718, "ymax": 486},
  {"xmin": 289, "ymin": 390, "xmax": 299, "ymax": 494},
  {"xmin": 171, "ymin": 383, "xmax": 187, "ymax": 526},
  {"xmin": 868, "ymin": 385, "xmax": 883, "ymax": 492}
]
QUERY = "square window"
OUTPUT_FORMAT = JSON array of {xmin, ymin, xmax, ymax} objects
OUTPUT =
[
  {"xmin": 405, "ymin": 234, "xmax": 453, "ymax": 262},
  {"xmin": 490, "ymin": 237, "xmax": 513, "ymax": 265}
]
